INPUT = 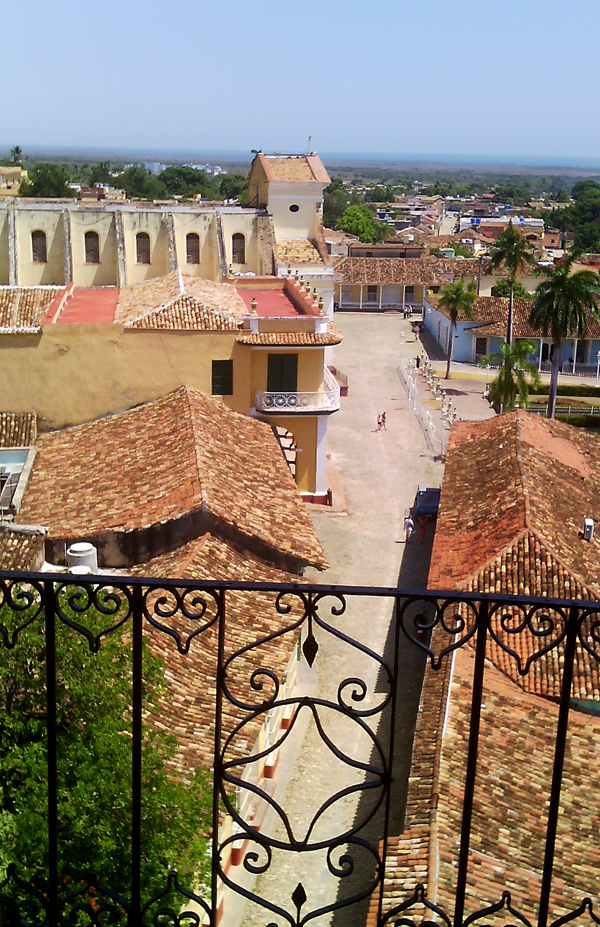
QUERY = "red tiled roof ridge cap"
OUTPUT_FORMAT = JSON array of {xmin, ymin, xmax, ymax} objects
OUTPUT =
[
  {"xmin": 515, "ymin": 412, "xmax": 531, "ymax": 528},
  {"xmin": 180, "ymin": 389, "xmax": 207, "ymax": 508}
]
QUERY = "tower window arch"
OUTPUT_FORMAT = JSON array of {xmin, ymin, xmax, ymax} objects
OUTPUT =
[
  {"xmin": 186, "ymin": 232, "xmax": 200, "ymax": 265},
  {"xmin": 85, "ymin": 230, "xmax": 100, "ymax": 264},
  {"xmin": 136, "ymin": 232, "xmax": 151, "ymax": 264},
  {"xmin": 31, "ymin": 230, "xmax": 47, "ymax": 263},
  {"xmin": 232, "ymin": 233, "xmax": 246, "ymax": 264}
]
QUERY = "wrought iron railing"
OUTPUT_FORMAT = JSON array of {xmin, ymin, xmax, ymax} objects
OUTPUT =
[
  {"xmin": 0, "ymin": 573, "xmax": 599, "ymax": 927},
  {"xmin": 255, "ymin": 369, "xmax": 340, "ymax": 414}
]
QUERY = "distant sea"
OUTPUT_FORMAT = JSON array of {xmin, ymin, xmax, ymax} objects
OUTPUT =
[{"xmin": 3, "ymin": 144, "xmax": 600, "ymax": 172}]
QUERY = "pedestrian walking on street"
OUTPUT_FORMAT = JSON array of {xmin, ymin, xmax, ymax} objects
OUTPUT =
[
  {"xmin": 376, "ymin": 414, "xmax": 382, "ymax": 431},
  {"xmin": 381, "ymin": 411, "xmax": 387, "ymax": 430},
  {"xmin": 404, "ymin": 514, "xmax": 415, "ymax": 543},
  {"xmin": 418, "ymin": 515, "xmax": 427, "ymax": 543}
]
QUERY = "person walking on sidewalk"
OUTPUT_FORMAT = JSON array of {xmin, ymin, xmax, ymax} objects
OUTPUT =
[
  {"xmin": 404, "ymin": 514, "xmax": 415, "ymax": 543},
  {"xmin": 381, "ymin": 411, "xmax": 387, "ymax": 431}
]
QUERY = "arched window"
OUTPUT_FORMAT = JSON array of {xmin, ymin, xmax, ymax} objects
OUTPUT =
[
  {"xmin": 85, "ymin": 230, "xmax": 100, "ymax": 264},
  {"xmin": 186, "ymin": 232, "xmax": 200, "ymax": 265},
  {"xmin": 31, "ymin": 230, "xmax": 47, "ymax": 264},
  {"xmin": 232, "ymin": 233, "xmax": 246, "ymax": 264},
  {"xmin": 136, "ymin": 232, "xmax": 151, "ymax": 264}
]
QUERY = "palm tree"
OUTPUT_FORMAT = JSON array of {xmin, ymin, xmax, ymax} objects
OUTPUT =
[
  {"xmin": 479, "ymin": 339, "xmax": 540, "ymax": 413},
  {"xmin": 486, "ymin": 222, "xmax": 536, "ymax": 345},
  {"xmin": 437, "ymin": 279, "xmax": 477, "ymax": 379},
  {"xmin": 529, "ymin": 251, "xmax": 600, "ymax": 418}
]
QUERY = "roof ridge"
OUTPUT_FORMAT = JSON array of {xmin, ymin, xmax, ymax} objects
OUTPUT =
[
  {"xmin": 182, "ymin": 389, "xmax": 207, "ymax": 508},
  {"xmin": 515, "ymin": 413, "xmax": 531, "ymax": 529}
]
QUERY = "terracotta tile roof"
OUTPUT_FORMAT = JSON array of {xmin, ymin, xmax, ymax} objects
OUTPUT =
[
  {"xmin": 0, "ymin": 524, "xmax": 46, "ymax": 571},
  {"xmin": 430, "ymin": 412, "xmax": 600, "ymax": 596},
  {"xmin": 127, "ymin": 294, "xmax": 240, "ymax": 331},
  {"xmin": 275, "ymin": 240, "xmax": 326, "ymax": 266},
  {"xmin": 0, "ymin": 412, "xmax": 36, "ymax": 447},
  {"xmin": 379, "ymin": 635, "xmax": 600, "ymax": 924},
  {"xmin": 258, "ymin": 154, "xmax": 330, "ymax": 185},
  {"xmin": 0, "ymin": 286, "xmax": 61, "ymax": 330},
  {"xmin": 435, "ymin": 646, "xmax": 600, "ymax": 921},
  {"xmin": 428, "ymin": 294, "xmax": 535, "ymax": 328},
  {"xmin": 429, "ymin": 412, "xmax": 600, "ymax": 700},
  {"xmin": 116, "ymin": 272, "xmax": 181, "ymax": 321},
  {"xmin": 236, "ymin": 322, "xmax": 342, "ymax": 346},
  {"xmin": 334, "ymin": 256, "xmax": 481, "ymax": 285},
  {"xmin": 117, "ymin": 272, "xmax": 247, "ymax": 328},
  {"xmin": 456, "ymin": 295, "xmax": 600, "ymax": 340},
  {"xmin": 19, "ymin": 387, "xmax": 327, "ymax": 571},
  {"xmin": 129, "ymin": 535, "xmax": 303, "ymax": 772}
]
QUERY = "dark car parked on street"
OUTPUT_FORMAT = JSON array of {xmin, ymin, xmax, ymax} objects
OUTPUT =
[{"xmin": 413, "ymin": 486, "xmax": 441, "ymax": 519}]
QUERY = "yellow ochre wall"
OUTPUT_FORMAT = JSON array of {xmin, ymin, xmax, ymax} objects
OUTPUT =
[
  {"xmin": 71, "ymin": 211, "xmax": 118, "ymax": 287},
  {"xmin": 0, "ymin": 326, "xmax": 240, "ymax": 428},
  {"xmin": 122, "ymin": 212, "xmax": 170, "ymax": 283},
  {"xmin": 268, "ymin": 191, "xmax": 320, "ymax": 241},
  {"xmin": 250, "ymin": 347, "xmax": 324, "ymax": 396},
  {"xmin": 268, "ymin": 415, "xmax": 317, "ymax": 494},
  {"xmin": 17, "ymin": 210, "xmax": 65, "ymax": 286},
  {"xmin": 221, "ymin": 212, "xmax": 260, "ymax": 271},
  {"xmin": 0, "ymin": 328, "xmax": 322, "ymax": 493},
  {"xmin": 0, "ymin": 212, "xmax": 8, "ymax": 283},
  {"xmin": 172, "ymin": 213, "xmax": 218, "ymax": 280}
]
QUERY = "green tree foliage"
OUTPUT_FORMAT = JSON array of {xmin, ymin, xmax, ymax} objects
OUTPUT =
[
  {"xmin": 529, "ymin": 250, "xmax": 600, "ymax": 418},
  {"xmin": 120, "ymin": 166, "xmax": 166, "ymax": 200},
  {"xmin": 20, "ymin": 164, "xmax": 72, "ymax": 198},
  {"xmin": 336, "ymin": 205, "xmax": 393, "ymax": 243},
  {"xmin": 158, "ymin": 166, "xmax": 220, "ymax": 200},
  {"xmin": 486, "ymin": 222, "xmax": 536, "ymax": 344},
  {"xmin": 323, "ymin": 178, "xmax": 355, "ymax": 229},
  {"xmin": 550, "ymin": 180, "xmax": 600, "ymax": 251},
  {"xmin": 364, "ymin": 185, "xmax": 396, "ymax": 203},
  {"xmin": 437, "ymin": 279, "xmax": 477, "ymax": 379},
  {"xmin": 88, "ymin": 161, "xmax": 111, "ymax": 186},
  {"xmin": 10, "ymin": 147, "xmax": 23, "ymax": 166},
  {"xmin": 479, "ymin": 339, "xmax": 540, "ymax": 412},
  {"xmin": 0, "ymin": 588, "xmax": 211, "ymax": 899},
  {"xmin": 491, "ymin": 278, "xmax": 531, "ymax": 299},
  {"xmin": 219, "ymin": 173, "xmax": 247, "ymax": 202}
]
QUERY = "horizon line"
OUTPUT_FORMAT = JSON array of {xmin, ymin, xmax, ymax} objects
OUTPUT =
[{"xmin": 2, "ymin": 144, "xmax": 600, "ymax": 172}]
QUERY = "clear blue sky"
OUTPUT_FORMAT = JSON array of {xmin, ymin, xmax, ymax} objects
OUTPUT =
[{"xmin": 4, "ymin": 0, "xmax": 599, "ymax": 164}]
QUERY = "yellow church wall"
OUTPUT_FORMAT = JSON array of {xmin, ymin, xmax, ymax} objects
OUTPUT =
[
  {"xmin": 172, "ymin": 213, "xmax": 219, "ymax": 280},
  {"xmin": 0, "ymin": 212, "xmax": 8, "ymax": 283},
  {"xmin": 122, "ymin": 212, "xmax": 170, "ymax": 283},
  {"xmin": 17, "ymin": 210, "xmax": 66, "ymax": 286},
  {"xmin": 221, "ymin": 212, "xmax": 261, "ymax": 273},
  {"xmin": 70, "ymin": 211, "xmax": 119, "ymax": 286},
  {"xmin": 269, "ymin": 193, "xmax": 319, "ymax": 240}
]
